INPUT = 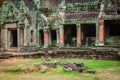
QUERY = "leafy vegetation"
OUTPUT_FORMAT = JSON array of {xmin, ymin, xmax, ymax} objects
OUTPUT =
[{"xmin": 105, "ymin": 37, "xmax": 114, "ymax": 45}]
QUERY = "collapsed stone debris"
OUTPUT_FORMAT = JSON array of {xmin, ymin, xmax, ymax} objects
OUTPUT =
[
  {"xmin": 59, "ymin": 62, "xmax": 84, "ymax": 72},
  {"xmin": 19, "ymin": 61, "xmax": 95, "ymax": 73}
]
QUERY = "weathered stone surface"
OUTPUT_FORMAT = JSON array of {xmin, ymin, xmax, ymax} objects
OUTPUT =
[
  {"xmin": 74, "ymin": 62, "xmax": 84, "ymax": 67},
  {"xmin": 40, "ymin": 65, "xmax": 48, "ymax": 73},
  {"xmin": 18, "ymin": 46, "xmax": 39, "ymax": 52},
  {"xmin": 42, "ymin": 62, "xmax": 57, "ymax": 68},
  {"xmin": 0, "ymin": 53, "xmax": 12, "ymax": 59},
  {"xmin": 64, "ymin": 67, "xmax": 73, "ymax": 72},
  {"xmin": 59, "ymin": 62, "xmax": 84, "ymax": 72}
]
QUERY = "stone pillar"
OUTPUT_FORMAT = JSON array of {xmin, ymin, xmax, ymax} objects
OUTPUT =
[
  {"xmin": 8, "ymin": 29, "xmax": 10, "ymax": 48},
  {"xmin": 36, "ymin": 37, "xmax": 39, "ymax": 45},
  {"xmin": 95, "ymin": 22, "xmax": 99, "ymax": 46},
  {"xmin": 98, "ymin": 19, "xmax": 104, "ymax": 46},
  {"xmin": 49, "ymin": 30, "xmax": 52, "ymax": 46},
  {"xmin": 24, "ymin": 27, "xmax": 27, "ymax": 46},
  {"xmin": 1, "ymin": 28, "xmax": 6, "ymax": 48},
  {"xmin": 56, "ymin": 29, "xmax": 60, "ymax": 46},
  {"xmin": 44, "ymin": 30, "xmax": 49, "ymax": 48},
  {"xmin": 36, "ymin": 30, "xmax": 39, "ymax": 44},
  {"xmin": 59, "ymin": 26, "xmax": 64, "ymax": 47},
  {"xmin": 77, "ymin": 24, "xmax": 81, "ymax": 47},
  {"xmin": 17, "ymin": 28, "xmax": 20, "ymax": 48},
  {"xmin": 21, "ymin": 29, "xmax": 24, "ymax": 46},
  {"xmin": 5, "ymin": 29, "xmax": 8, "ymax": 49}
]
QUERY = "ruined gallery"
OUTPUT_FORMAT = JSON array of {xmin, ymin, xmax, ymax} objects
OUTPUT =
[{"xmin": 0, "ymin": 0, "xmax": 120, "ymax": 51}]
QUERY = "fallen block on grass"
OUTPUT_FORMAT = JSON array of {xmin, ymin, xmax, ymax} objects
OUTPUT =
[{"xmin": 59, "ymin": 62, "xmax": 85, "ymax": 72}]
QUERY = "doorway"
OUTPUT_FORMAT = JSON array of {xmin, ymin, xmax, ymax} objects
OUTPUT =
[
  {"xmin": 10, "ymin": 29, "xmax": 18, "ymax": 47},
  {"xmin": 81, "ymin": 24, "xmax": 96, "ymax": 46},
  {"xmin": 51, "ymin": 30, "xmax": 57, "ymax": 47},
  {"xmin": 104, "ymin": 20, "xmax": 120, "ymax": 45},
  {"xmin": 64, "ymin": 24, "xmax": 77, "ymax": 47},
  {"xmin": 39, "ymin": 30, "xmax": 44, "ymax": 46}
]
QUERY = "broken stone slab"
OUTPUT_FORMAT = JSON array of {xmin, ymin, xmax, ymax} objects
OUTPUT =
[
  {"xmin": 64, "ymin": 67, "xmax": 73, "ymax": 72},
  {"xmin": 73, "ymin": 67, "xmax": 83, "ymax": 72},
  {"xmin": 59, "ymin": 62, "xmax": 85, "ymax": 72},
  {"xmin": 74, "ymin": 62, "xmax": 84, "ymax": 67},
  {"xmin": 42, "ymin": 62, "xmax": 57, "ymax": 68}
]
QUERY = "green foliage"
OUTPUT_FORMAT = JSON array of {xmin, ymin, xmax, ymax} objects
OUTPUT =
[
  {"xmin": 66, "ymin": 44, "xmax": 70, "ymax": 47},
  {"xmin": 105, "ymin": 37, "xmax": 114, "ymax": 45},
  {"xmin": 52, "ymin": 40, "xmax": 57, "ymax": 47}
]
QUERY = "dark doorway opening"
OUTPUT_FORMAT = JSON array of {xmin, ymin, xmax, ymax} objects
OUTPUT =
[
  {"xmin": 105, "ymin": 20, "xmax": 120, "ymax": 45},
  {"xmin": 117, "ymin": 10, "xmax": 120, "ymax": 14},
  {"xmin": 39, "ymin": 30, "xmax": 44, "ymax": 46},
  {"xmin": 81, "ymin": 24, "xmax": 96, "ymax": 46},
  {"xmin": 64, "ymin": 24, "xmax": 77, "ymax": 47},
  {"xmin": 10, "ymin": 30, "xmax": 18, "ymax": 47},
  {"xmin": 109, "ymin": 24, "xmax": 120, "ymax": 36},
  {"xmin": 51, "ymin": 30, "xmax": 57, "ymax": 47},
  {"xmin": 31, "ymin": 30, "xmax": 34, "ymax": 43}
]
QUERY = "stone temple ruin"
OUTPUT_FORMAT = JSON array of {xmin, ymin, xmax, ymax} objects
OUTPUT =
[{"xmin": 0, "ymin": 0, "xmax": 120, "ymax": 53}]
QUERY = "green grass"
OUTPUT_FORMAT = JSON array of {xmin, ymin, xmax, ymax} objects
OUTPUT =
[
  {"xmin": 0, "ymin": 58, "xmax": 120, "ymax": 80},
  {"xmin": 33, "ymin": 58, "xmax": 120, "ymax": 69}
]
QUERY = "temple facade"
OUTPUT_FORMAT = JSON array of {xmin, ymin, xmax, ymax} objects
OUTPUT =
[{"xmin": 0, "ymin": 0, "xmax": 120, "ymax": 51}]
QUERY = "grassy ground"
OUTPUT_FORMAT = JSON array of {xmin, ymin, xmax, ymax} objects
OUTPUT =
[{"xmin": 0, "ymin": 58, "xmax": 120, "ymax": 80}]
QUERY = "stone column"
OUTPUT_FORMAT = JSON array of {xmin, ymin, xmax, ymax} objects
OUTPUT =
[
  {"xmin": 95, "ymin": 22, "xmax": 99, "ymax": 46},
  {"xmin": 1, "ymin": 29, "xmax": 6, "ymax": 48},
  {"xmin": 44, "ymin": 30, "xmax": 49, "ymax": 48},
  {"xmin": 98, "ymin": 19, "xmax": 104, "ymax": 46},
  {"xmin": 24, "ymin": 27, "xmax": 27, "ymax": 46},
  {"xmin": 59, "ymin": 26, "xmax": 64, "ymax": 47},
  {"xmin": 21, "ymin": 29, "xmax": 24, "ymax": 46},
  {"xmin": 77, "ymin": 24, "xmax": 81, "ymax": 47},
  {"xmin": 49, "ymin": 30, "xmax": 52, "ymax": 46},
  {"xmin": 5, "ymin": 29, "xmax": 8, "ymax": 49},
  {"xmin": 36, "ymin": 30, "xmax": 39, "ymax": 44},
  {"xmin": 8, "ymin": 29, "xmax": 10, "ymax": 48},
  {"xmin": 56, "ymin": 29, "xmax": 60, "ymax": 46},
  {"xmin": 17, "ymin": 28, "xmax": 20, "ymax": 48}
]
